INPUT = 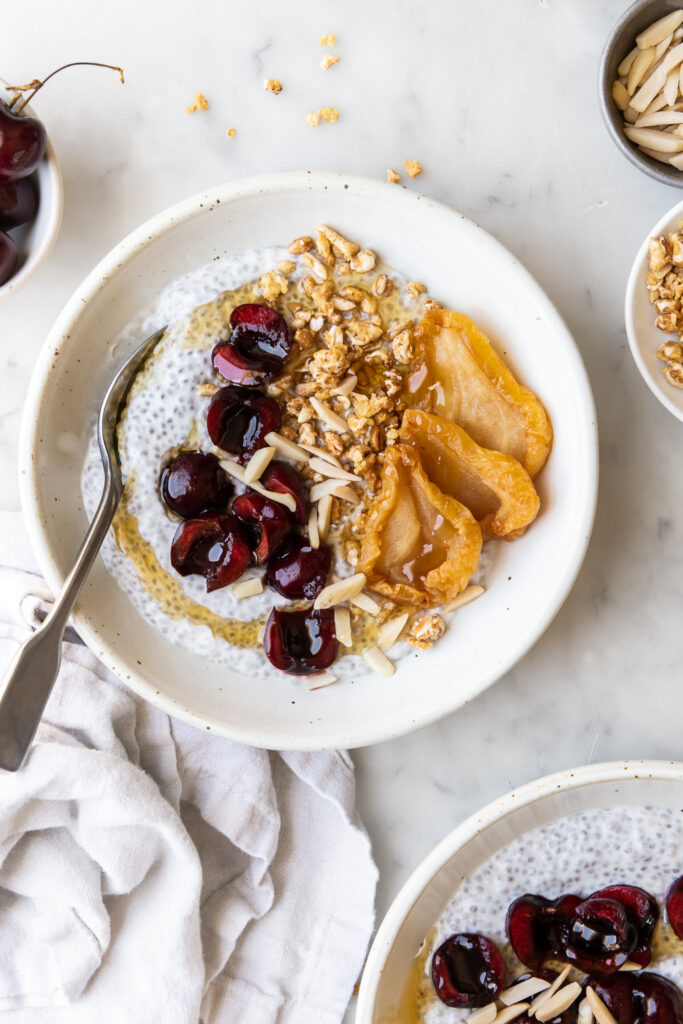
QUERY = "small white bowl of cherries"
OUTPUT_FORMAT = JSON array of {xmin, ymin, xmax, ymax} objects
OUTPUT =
[{"xmin": 0, "ymin": 62, "xmax": 122, "ymax": 301}]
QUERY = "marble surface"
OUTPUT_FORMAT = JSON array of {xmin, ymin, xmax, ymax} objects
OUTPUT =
[{"xmin": 2, "ymin": 0, "xmax": 683, "ymax": 1019}]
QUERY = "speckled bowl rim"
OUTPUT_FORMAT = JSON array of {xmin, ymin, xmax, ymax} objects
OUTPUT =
[
  {"xmin": 356, "ymin": 759, "xmax": 683, "ymax": 1023},
  {"xmin": 19, "ymin": 171, "xmax": 598, "ymax": 750},
  {"xmin": 626, "ymin": 196, "xmax": 683, "ymax": 421},
  {"xmin": 0, "ymin": 85, "xmax": 64, "ymax": 302},
  {"xmin": 598, "ymin": 0, "xmax": 683, "ymax": 188}
]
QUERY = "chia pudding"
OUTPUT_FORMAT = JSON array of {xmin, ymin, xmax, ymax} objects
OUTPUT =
[{"xmin": 400, "ymin": 806, "xmax": 683, "ymax": 1023}]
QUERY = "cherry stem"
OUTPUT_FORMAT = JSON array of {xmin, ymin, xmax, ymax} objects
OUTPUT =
[{"xmin": 6, "ymin": 62, "xmax": 124, "ymax": 114}]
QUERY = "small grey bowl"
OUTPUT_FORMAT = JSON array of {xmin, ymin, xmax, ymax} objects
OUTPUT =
[{"xmin": 599, "ymin": 0, "xmax": 683, "ymax": 187}]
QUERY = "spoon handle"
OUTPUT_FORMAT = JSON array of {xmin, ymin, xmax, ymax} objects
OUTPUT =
[{"xmin": 0, "ymin": 471, "xmax": 120, "ymax": 771}]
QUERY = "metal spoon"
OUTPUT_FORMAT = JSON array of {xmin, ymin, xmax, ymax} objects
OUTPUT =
[{"xmin": 0, "ymin": 326, "xmax": 166, "ymax": 772}]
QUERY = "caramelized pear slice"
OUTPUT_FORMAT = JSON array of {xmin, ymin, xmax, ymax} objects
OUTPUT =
[
  {"xmin": 358, "ymin": 444, "xmax": 482, "ymax": 607},
  {"xmin": 405, "ymin": 310, "xmax": 553, "ymax": 478},
  {"xmin": 400, "ymin": 409, "xmax": 540, "ymax": 540}
]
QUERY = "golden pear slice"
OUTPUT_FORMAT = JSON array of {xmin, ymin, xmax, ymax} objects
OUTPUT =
[
  {"xmin": 400, "ymin": 409, "xmax": 540, "ymax": 540},
  {"xmin": 404, "ymin": 310, "xmax": 552, "ymax": 478},
  {"xmin": 358, "ymin": 444, "xmax": 482, "ymax": 608}
]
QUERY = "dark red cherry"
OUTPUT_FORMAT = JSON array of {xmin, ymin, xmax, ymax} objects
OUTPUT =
[
  {"xmin": 585, "ymin": 974, "xmax": 637, "ymax": 1024},
  {"xmin": 0, "ymin": 230, "xmax": 17, "ymax": 286},
  {"xmin": 212, "ymin": 304, "xmax": 291, "ymax": 386},
  {"xmin": 0, "ymin": 102, "xmax": 46, "ymax": 183},
  {"xmin": 232, "ymin": 491, "xmax": 293, "ymax": 564},
  {"xmin": 431, "ymin": 933, "xmax": 505, "ymax": 1009},
  {"xmin": 590, "ymin": 885, "xmax": 659, "ymax": 968},
  {"xmin": 506, "ymin": 894, "xmax": 581, "ymax": 970},
  {"xmin": 0, "ymin": 177, "xmax": 36, "ymax": 229},
  {"xmin": 633, "ymin": 972, "xmax": 683, "ymax": 1024},
  {"xmin": 264, "ymin": 606, "xmax": 337, "ymax": 674},
  {"xmin": 266, "ymin": 535, "xmax": 331, "ymax": 600},
  {"xmin": 564, "ymin": 897, "xmax": 637, "ymax": 974},
  {"xmin": 666, "ymin": 875, "xmax": 683, "ymax": 940},
  {"xmin": 260, "ymin": 460, "xmax": 309, "ymax": 525},
  {"xmin": 206, "ymin": 385, "xmax": 281, "ymax": 464},
  {"xmin": 170, "ymin": 512, "xmax": 250, "ymax": 591},
  {"xmin": 160, "ymin": 451, "xmax": 232, "ymax": 518}
]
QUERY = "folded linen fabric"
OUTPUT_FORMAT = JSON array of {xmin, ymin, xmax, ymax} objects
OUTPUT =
[{"xmin": 0, "ymin": 511, "xmax": 377, "ymax": 1024}]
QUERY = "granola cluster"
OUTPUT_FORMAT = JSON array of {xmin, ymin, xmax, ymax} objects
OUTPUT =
[{"xmin": 647, "ymin": 226, "xmax": 683, "ymax": 388}]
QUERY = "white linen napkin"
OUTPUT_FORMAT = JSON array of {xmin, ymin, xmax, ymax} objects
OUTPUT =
[{"xmin": 0, "ymin": 511, "xmax": 377, "ymax": 1024}]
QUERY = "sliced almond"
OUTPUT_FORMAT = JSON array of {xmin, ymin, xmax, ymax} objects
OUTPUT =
[
  {"xmin": 317, "ymin": 493, "xmax": 333, "ymax": 539},
  {"xmin": 635, "ymin": 110, "xmax": 683, "ymax": 126},
  {"xmin": 299, "ymin": 443, "xmax": 342, "ymax": 467},
  {"xmin": 623, "ymin": 105, "xmax": 639, "ymax": 122},
  {"xmin": 310, "ymin": 479, "xmax": 359, "ymax": 503},
  {"xmin": 665, "ymin": 66, "xmax": 680, "ymax": 105},
  {"xmin": 623, "ymin": 124, "xmax": 683, "ymax": 151},
  {"xmin": 445, "ymin": 585, "xmax": 485, "ymax": 613},
  {"xmin": 493, "ymin": 1005, "xmax": 529, "ymax": 1024},
  {"xmin": 631, "ymin": 66, "xmax": 667, "ymax": 112},
  {"xmin": 636, "ymin": 9, "xmax": 683, "ymax": 49},
  {"xmin": 466, "ymin": 1005, "xmax": 497, "ymax": 1024},
  {"xmin": 668, "ymin": 150, "xmax": 683, "ymax": 168},
  {"xmin": 500, "ymin": 977, "xmax": 551, "ymax": 1006},
  {"xmin": 265, "ymin": 431, "xmax": 310, "ymax": 463},
  {"xmin": 655, "ymin": 31, "xmax": 674, "ymax": 59},
  {"xmin": 304, "ymin": 670, "xmax": 337, "ymax": 690},
  {"xmin": 585, "ymin": 988, "xmax": 618, "ymax": 1024},
  {"xmin": 378, "ymin": 611, "xmax": 410, "ymax": 649},
  {"xmin": 362, "ymin": 645, "xmax": 395, "ymax": 676},
  {"xmin": 309, "ymin": 457, "xmax": 361, "ymax": 482},
  {"xmin": 218, "ymin": 458, "xmax": 247, "ymax": 482},
  {"xmin": 334, "ymin": 605, "xmax": 352, "ymax": 647},
  {"xmin": 618, "ymin": 45, "xmax": 639, "ymax": 77},
  {"xmin": 618, "ymin": 961, "xmax": 641, "ymax": 972},
  {"xmin": 314, "ymin": 573, "xmax": 367, "ymax": 609},
  {"xmin": 577, "ymin": 998, "xmax": 594, "ymax": 1024},
  {"xmin": 627, "ymin": 45, "xmax": 656, "ymax": 94},
  {"xmin": 310, "ymin": 396, "xmax": 348, "ymax": 432},
  {"xmin": 535, "ymin": 984, "xmax": 581, "ymax": 1023},
  {"xmin": 220, "ymin": 460, "xmax": 298, "ymax": 512},
  {"xmin": 529, "ymin": 966, "xmax": 570, "ymax": 1016},
  {"xmin": 612, "ymin": 80, "xmax": 630, "ymax": 110},
  {"xmin": 243, "ymin": 445, "xmax": 276, "ymax": 483},
  {"xmin": 231, "ymin": 576, "xmax": 264, "ymax": 599},
  {"xmin": 332, "ymin": 373, "xmax": 357, "ymax": 396},
  {"xmin": 638, "ymin": 144, "xmax": 671, "ymax": 164},
  {"xmin": 308, "ymin": 504, "xmax": 320, "ymax": 549},
  {"xmin": 642, "ymin": 89, "xmax": 670, "ymax": 115},
  {"xmin": 350, "ymin": 591, "xmax": 381, "ymax": 615}
]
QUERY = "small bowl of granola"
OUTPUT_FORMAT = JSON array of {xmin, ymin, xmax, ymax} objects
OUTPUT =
[{"xmin": 626, "ymin": 196, "xmax": 683, "ymax": 420}]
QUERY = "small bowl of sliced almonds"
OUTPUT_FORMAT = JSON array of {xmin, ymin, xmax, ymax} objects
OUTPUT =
[{"xmin": 600, "ymin": 0, "xmax": 683, "ymax": 185}]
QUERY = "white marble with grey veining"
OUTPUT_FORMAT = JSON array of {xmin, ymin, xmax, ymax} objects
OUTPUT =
[{"xmin": 2, "ymin": 1, "xmax": 683, "ymax": 1019}]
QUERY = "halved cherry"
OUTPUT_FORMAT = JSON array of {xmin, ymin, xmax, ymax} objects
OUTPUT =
[
  {"xmin": 590, "ymin": 885, "xmax": 659, "ymax": 968},
  {"xmin": 170, "ymin": 513, "xmax": 250, "ymax": 591},
  {"xmin": 666, "ymin": 875, "xmax": 683, "ymax": 940},
  {"xmin": 506, "ymin": 894, "xmax": 581, "ymax": 970},
  {"xmin": 212, "ymin": 303, "xmax": 291, "ymax": 386},
  {"xmin": 632, "ymin": 972, "xmax": 683, "ymax": 1024},
  {"xmin": 160, "ymin": 451, "xmax": 232, "ymax": 518},
  {"xmin": 232, "ymin": 491, "xmax": 294, "ymax": 564},
  {"xmin": 431, "ymin": 933, "xmax": 505, "ymax": 1009},
  {"xmin": 585, "ymin": 974, "xmax": 637, "ymax": 1024},
  {"xmin": 564, "ymin": 897, "xmax": 637, "ymax": 974},
  {"xmin": 260, "ymin": 460, "xmax": 309, "ymax": 525},
  {"xmin": 206, "ymin": 385, "xmax": 281, "ymax": 464},
  {"xmin": 266, "ymin": 535, "xmax": 331, "ymax": 600},
  {"xmin": 264, "ymin": 606, "xmax": 337, "ymax": 675}
]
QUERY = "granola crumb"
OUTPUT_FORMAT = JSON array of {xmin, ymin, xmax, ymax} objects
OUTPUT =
[
  {"xmin": 387, "ymin": 168, "xmax": 400, "ymax": 184},
  {"xmin": 257, "ymin": 270, "xmax": 289, "ymax": 301},
  {"xmin": 406, "ymin": 281, "xmax": 427, "ymax": 301},
  {"xmin": 185, "ymin": 92, "xmax": 209, "ymax": 114},
  {"xmin": 321, "ymin": 54, "xmax": 341, "ymax": 70},
  {"xmin": 320, "ymin": 33, "xmax": 337, "ymax": 45},
  {"xmin": 264, "ymin": 79, "xmax": 283, "ymax": 94},
  {"xmin": 226, "ymin": 127, "xmax": 236, "ymax": 138},
  {"xmin": 307, "ymin": 106, "xmax": 339, "ymax": 126},
  {"xmin": 276, "ymin": 259, "xmax": 297, "ymax": 275},
  {"xmin": 288, "ymin": 236, "xmax": 314, "ymax": 255},
  {"xmin": 404, "ymin": 159, "xmax": 423, "ymax": 179},
  {"xmin": 406, "ymin": 614, "xmax": 446, "ymax": 650}
]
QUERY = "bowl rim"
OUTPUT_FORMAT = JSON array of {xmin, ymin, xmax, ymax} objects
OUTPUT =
[
  {"xmin": 0, "ymin": 86, "xmax": 64, "ymax": 302},
  {"xmin": 598, "ymin": 0, "xmax": 683, "ymax": 188},
  {"xmin": 355, "ymin": 757, "xmax": 683, "ymax": 1023},
  {"xmin": 625, "ymin": 195, "xmax": 683, "ymax": 422},
  {"xmin": 19, "ymin": 170, "xmax": 599, "ymax": 750}
]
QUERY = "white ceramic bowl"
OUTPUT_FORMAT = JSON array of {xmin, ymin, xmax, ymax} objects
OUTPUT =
[
  {"xmin": 356, "ymin": 759, "xmax": 683, "ymax": 1023},
  {"xmin": 20, "ymin": 171, "xmax": 598, "ymax": 750},
  {"xmin": 626, "ymin": 197, "xmax": 683, "ymax": 421},
  {"xmin": 0, "ymin": 87, "xmax": 63, "ymax": 302}
]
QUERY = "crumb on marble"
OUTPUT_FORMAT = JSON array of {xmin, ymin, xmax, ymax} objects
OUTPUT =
[
  {"xmin": 321, "ymin": 54, "xmax": 340, "ymax": 70},
  {"xmin": 226, "ymin": 127, "xmax": 236, "ymax": 138},
  {"xmin": 405, "ymin": 159, "xmax": 423, "ymax": 179},
  {"xmin": 185, "ymin": 92, "xmax": 209, "ymax": 114},
  {"xmin": 306, "ymin": 106, "xmax": 339, "ymax": 126},
  {"xmin": 264, "ymin": 79, "xmax": 283, "ymax": 94},
  {"xmin": 387, "ymin": 168, "xmax": 400, "ymax": 184},
  {"xmin": 320, "ymin": 33, "xmax": 336, "ymax": 45}
]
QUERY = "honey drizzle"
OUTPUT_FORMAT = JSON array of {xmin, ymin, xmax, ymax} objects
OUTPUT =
[{"xmin": 376, "ymin": 928, "xmax": 437, "ymax": 1024}]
